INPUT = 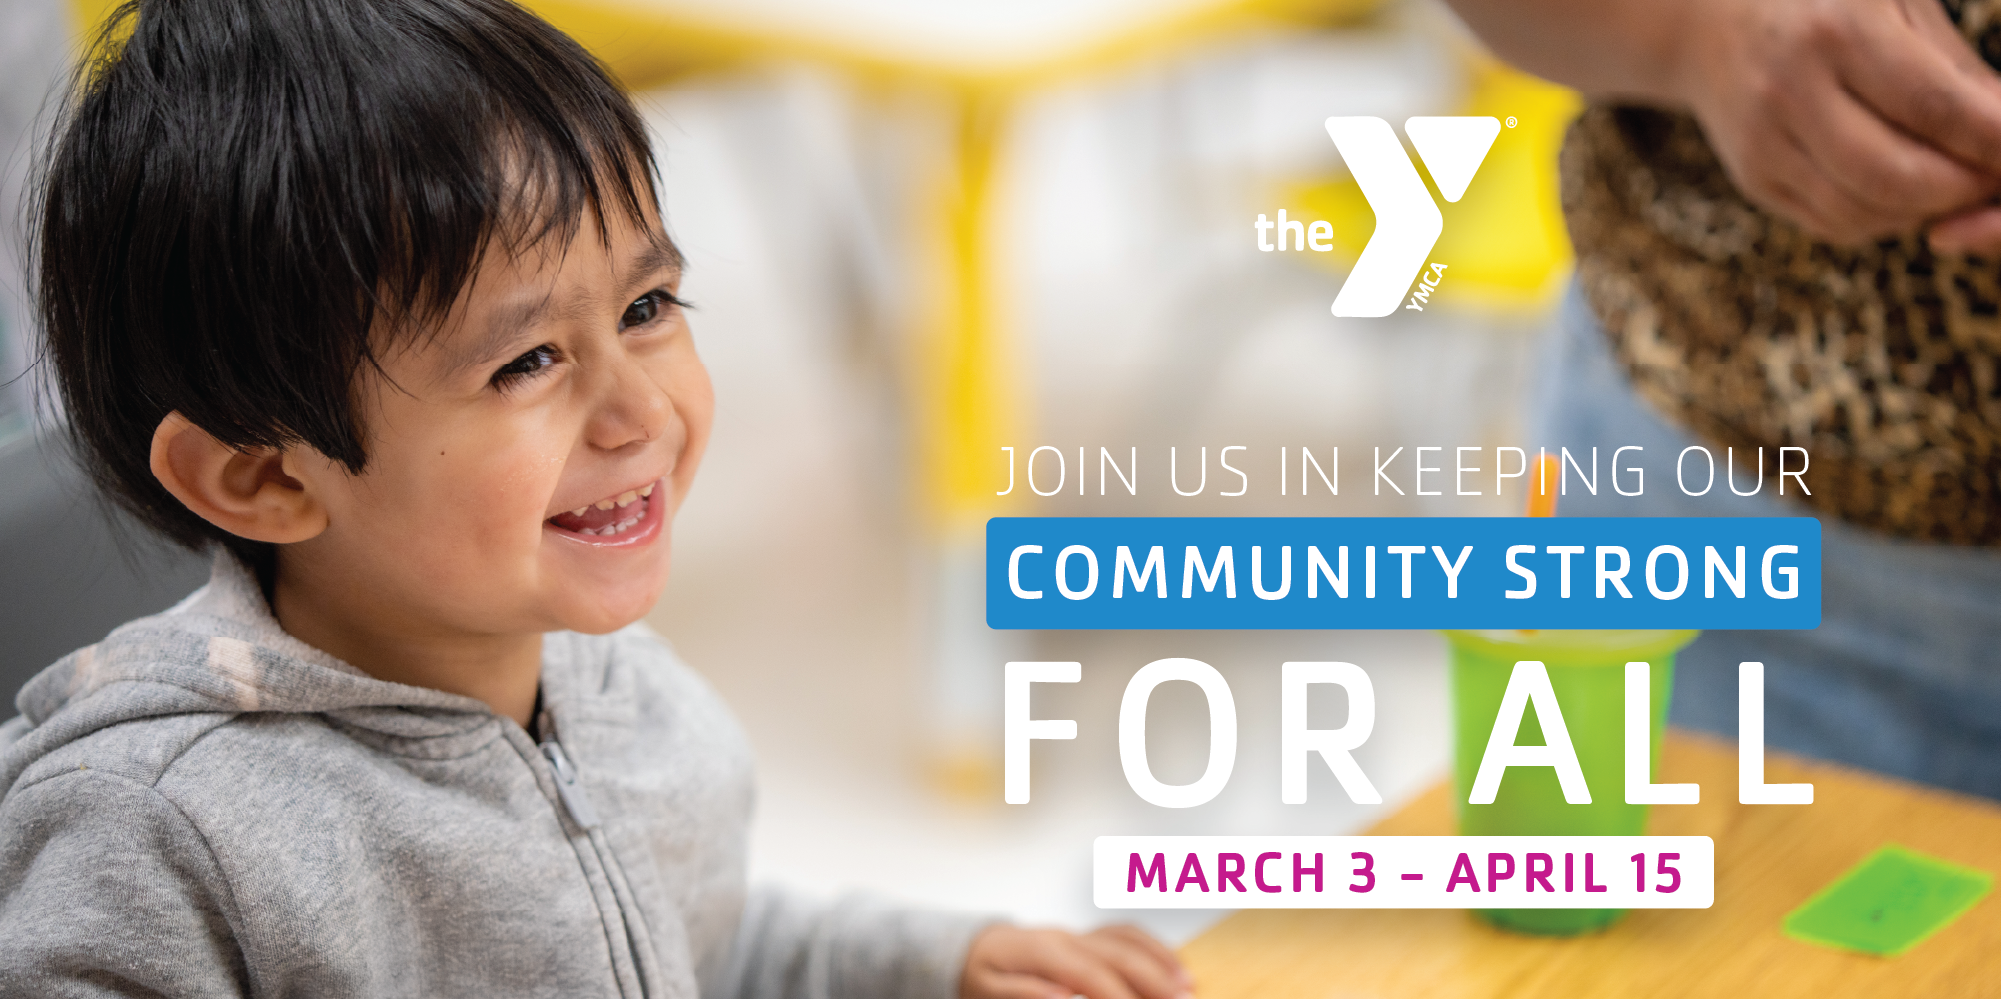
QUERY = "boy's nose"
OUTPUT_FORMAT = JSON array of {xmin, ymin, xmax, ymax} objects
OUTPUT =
[{"xmin": 587, "ymin": 360, "xmax": 672, "ymax": 452}]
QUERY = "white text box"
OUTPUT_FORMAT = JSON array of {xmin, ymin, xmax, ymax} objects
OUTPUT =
[{"xmin": 1094, "ymin": 836, "xmax": 1713, "ymax": 908}]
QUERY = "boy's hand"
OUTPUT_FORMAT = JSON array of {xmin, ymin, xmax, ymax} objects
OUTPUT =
[{"xmin": 961, "ymin": 924, "xmax": 1192, "ymax": 999}]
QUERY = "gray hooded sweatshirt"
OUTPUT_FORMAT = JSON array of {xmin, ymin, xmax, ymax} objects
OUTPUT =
[{"xmin": 0, "ymin": 556, "xmax": 986, "ymax": 997}]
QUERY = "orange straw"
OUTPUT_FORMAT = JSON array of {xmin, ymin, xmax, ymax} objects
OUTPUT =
[
  {"xmin": 1520, "ymin": 454, "xmax": 1561, "ymax": 636},
  {"xmin": 1527, "ymin": 453, "xmax": 1561, "ymax": 518}
]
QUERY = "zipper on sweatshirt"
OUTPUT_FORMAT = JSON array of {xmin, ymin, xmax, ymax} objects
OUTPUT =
[
  {"xmin": 533, "ymin": 726, "xmax": 656, "ymax": 996},
  {"xmin": 539, "ymin": 738, "xmax": 601, "ymax": 829}
]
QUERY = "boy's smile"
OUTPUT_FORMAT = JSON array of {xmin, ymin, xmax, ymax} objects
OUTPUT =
[{"xmin": 547, "ymin": 478, "xmax": 661, "ymax": 541}]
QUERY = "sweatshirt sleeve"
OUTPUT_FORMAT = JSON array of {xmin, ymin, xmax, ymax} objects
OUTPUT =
[
  {"xmin": 707, "ymin": 887, "xmax": 997, "ymax": 999},
  {"xmin": 0, "ymin": 770, "xmax": 248, "ymax": 997}
]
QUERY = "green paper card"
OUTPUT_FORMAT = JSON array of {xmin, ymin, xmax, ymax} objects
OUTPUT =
[{"xmin": 1783, "ymin": 845, "xmax": 1993, "ymax": 957}]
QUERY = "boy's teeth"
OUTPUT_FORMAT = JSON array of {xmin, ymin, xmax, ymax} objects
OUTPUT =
[
  {"xmin": 577, "ymin": 511, "xmax": 646, "ymax": 537},
  {"xmin": 550, "ymin": 484, "xmax": 657, "ymax": 535}
]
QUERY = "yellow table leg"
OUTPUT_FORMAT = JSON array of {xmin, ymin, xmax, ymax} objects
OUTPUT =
[{"xmin": 915, "ymin": 85, "xmax": 1027, "ymax": 801}]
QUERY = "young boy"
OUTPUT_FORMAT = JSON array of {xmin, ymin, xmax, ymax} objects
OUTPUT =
[{"xmin": 0, "ymin": 1, "xmax": 1191, "ymax": 996}]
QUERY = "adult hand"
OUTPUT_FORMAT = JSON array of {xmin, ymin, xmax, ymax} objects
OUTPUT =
[
  {"xmin": 960, "ymin": 924, "xmax": 1191, "ymax": 999},
  {"xmin": 1673, "ymin": 0, "xmax": 2001, "ymax": 252}
]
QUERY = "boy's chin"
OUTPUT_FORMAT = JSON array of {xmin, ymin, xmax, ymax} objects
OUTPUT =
[
  {"xmin": 550, "ymin": 590, "xmax": 663, "ymax": 635},
  {"xmin": 542, "ymin": 556, "xmax": 672, "ymax": 634}
]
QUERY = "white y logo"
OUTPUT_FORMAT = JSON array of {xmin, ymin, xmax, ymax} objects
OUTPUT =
[{"xmin": 1325, "ymin": 116, "xmax": 1500, "ymax": 318}]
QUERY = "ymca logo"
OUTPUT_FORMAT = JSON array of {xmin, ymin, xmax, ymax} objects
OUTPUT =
[{"xmin": 1324, "ymin": 116, "xmax": 1500, "ymax": 318}]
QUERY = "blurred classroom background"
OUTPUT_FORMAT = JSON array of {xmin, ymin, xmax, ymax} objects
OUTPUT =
[{"xmin": 0, "ymin": 0, "xmax": 1578, "ymax": 942}]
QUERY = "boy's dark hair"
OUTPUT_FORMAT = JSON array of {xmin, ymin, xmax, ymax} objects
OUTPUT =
[{"xmin": 35, "ymin": 0, "xmax": 664, "ymax": 571}]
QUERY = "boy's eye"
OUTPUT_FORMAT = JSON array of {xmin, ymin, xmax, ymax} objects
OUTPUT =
[
  {"xmin": 491, "ymin": 344, "xmax": 560, "ymax": 387},
  {"xmin": 620, "ymin": 289, "xmax": 683, "ymax": 331}
]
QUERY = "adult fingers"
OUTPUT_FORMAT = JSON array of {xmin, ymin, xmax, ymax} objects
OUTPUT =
[
  {"xmin": 1763, "ymin": 135, "xmax": 1890, "ymax": 244},
  {"xmin": 1790, "ymin": 74, "xmax": 1998, "ymax": 223},
  {"xmin": 1716, "ymin": 112, "xmax": 1886, "ymax": 243},
  {"xmin": 1929, "ymin": 203, "xmax": 2001, "ymax": 254},
  {"xmin": 1830, "ymin": 0, "xmax": 2001, "ymax": 173}
]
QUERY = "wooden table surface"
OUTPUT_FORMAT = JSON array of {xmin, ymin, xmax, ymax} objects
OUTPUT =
[{"xmin": 1180, "ymin": 732, "xmax": 2001, "ymax": 998}]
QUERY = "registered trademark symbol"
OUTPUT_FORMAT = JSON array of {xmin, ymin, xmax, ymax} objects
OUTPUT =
[{"xmin": 1506, "ymin": 116, "xmax": 1518, "ymax": 128}]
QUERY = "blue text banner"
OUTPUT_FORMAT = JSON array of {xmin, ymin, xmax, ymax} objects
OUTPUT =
[{"xmin": 986, "ymin": 517, "xmax": 1821, "ymax": 630}]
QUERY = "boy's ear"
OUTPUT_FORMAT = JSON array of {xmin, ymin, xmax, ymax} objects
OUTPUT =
[{"xmin": 149, "ymin": 412, "xmax": 329, "ymax": 544}]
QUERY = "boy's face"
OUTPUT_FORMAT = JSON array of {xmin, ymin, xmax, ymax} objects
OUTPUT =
[{"xmin": 282, "ymin": 208, "xmax": 710, "ymax": 639}]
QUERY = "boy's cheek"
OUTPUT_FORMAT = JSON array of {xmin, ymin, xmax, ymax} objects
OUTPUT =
[
  {"xmin": 428, "ymin": 430, "xmax": 567, "ymax": 522},
  {"xmin": 334, "ymin": 454, "xmax": 561, "ymax": 585},
  {"xmin": 667, "ymin": 379, "xmax": 716, "ymax": 506}
]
